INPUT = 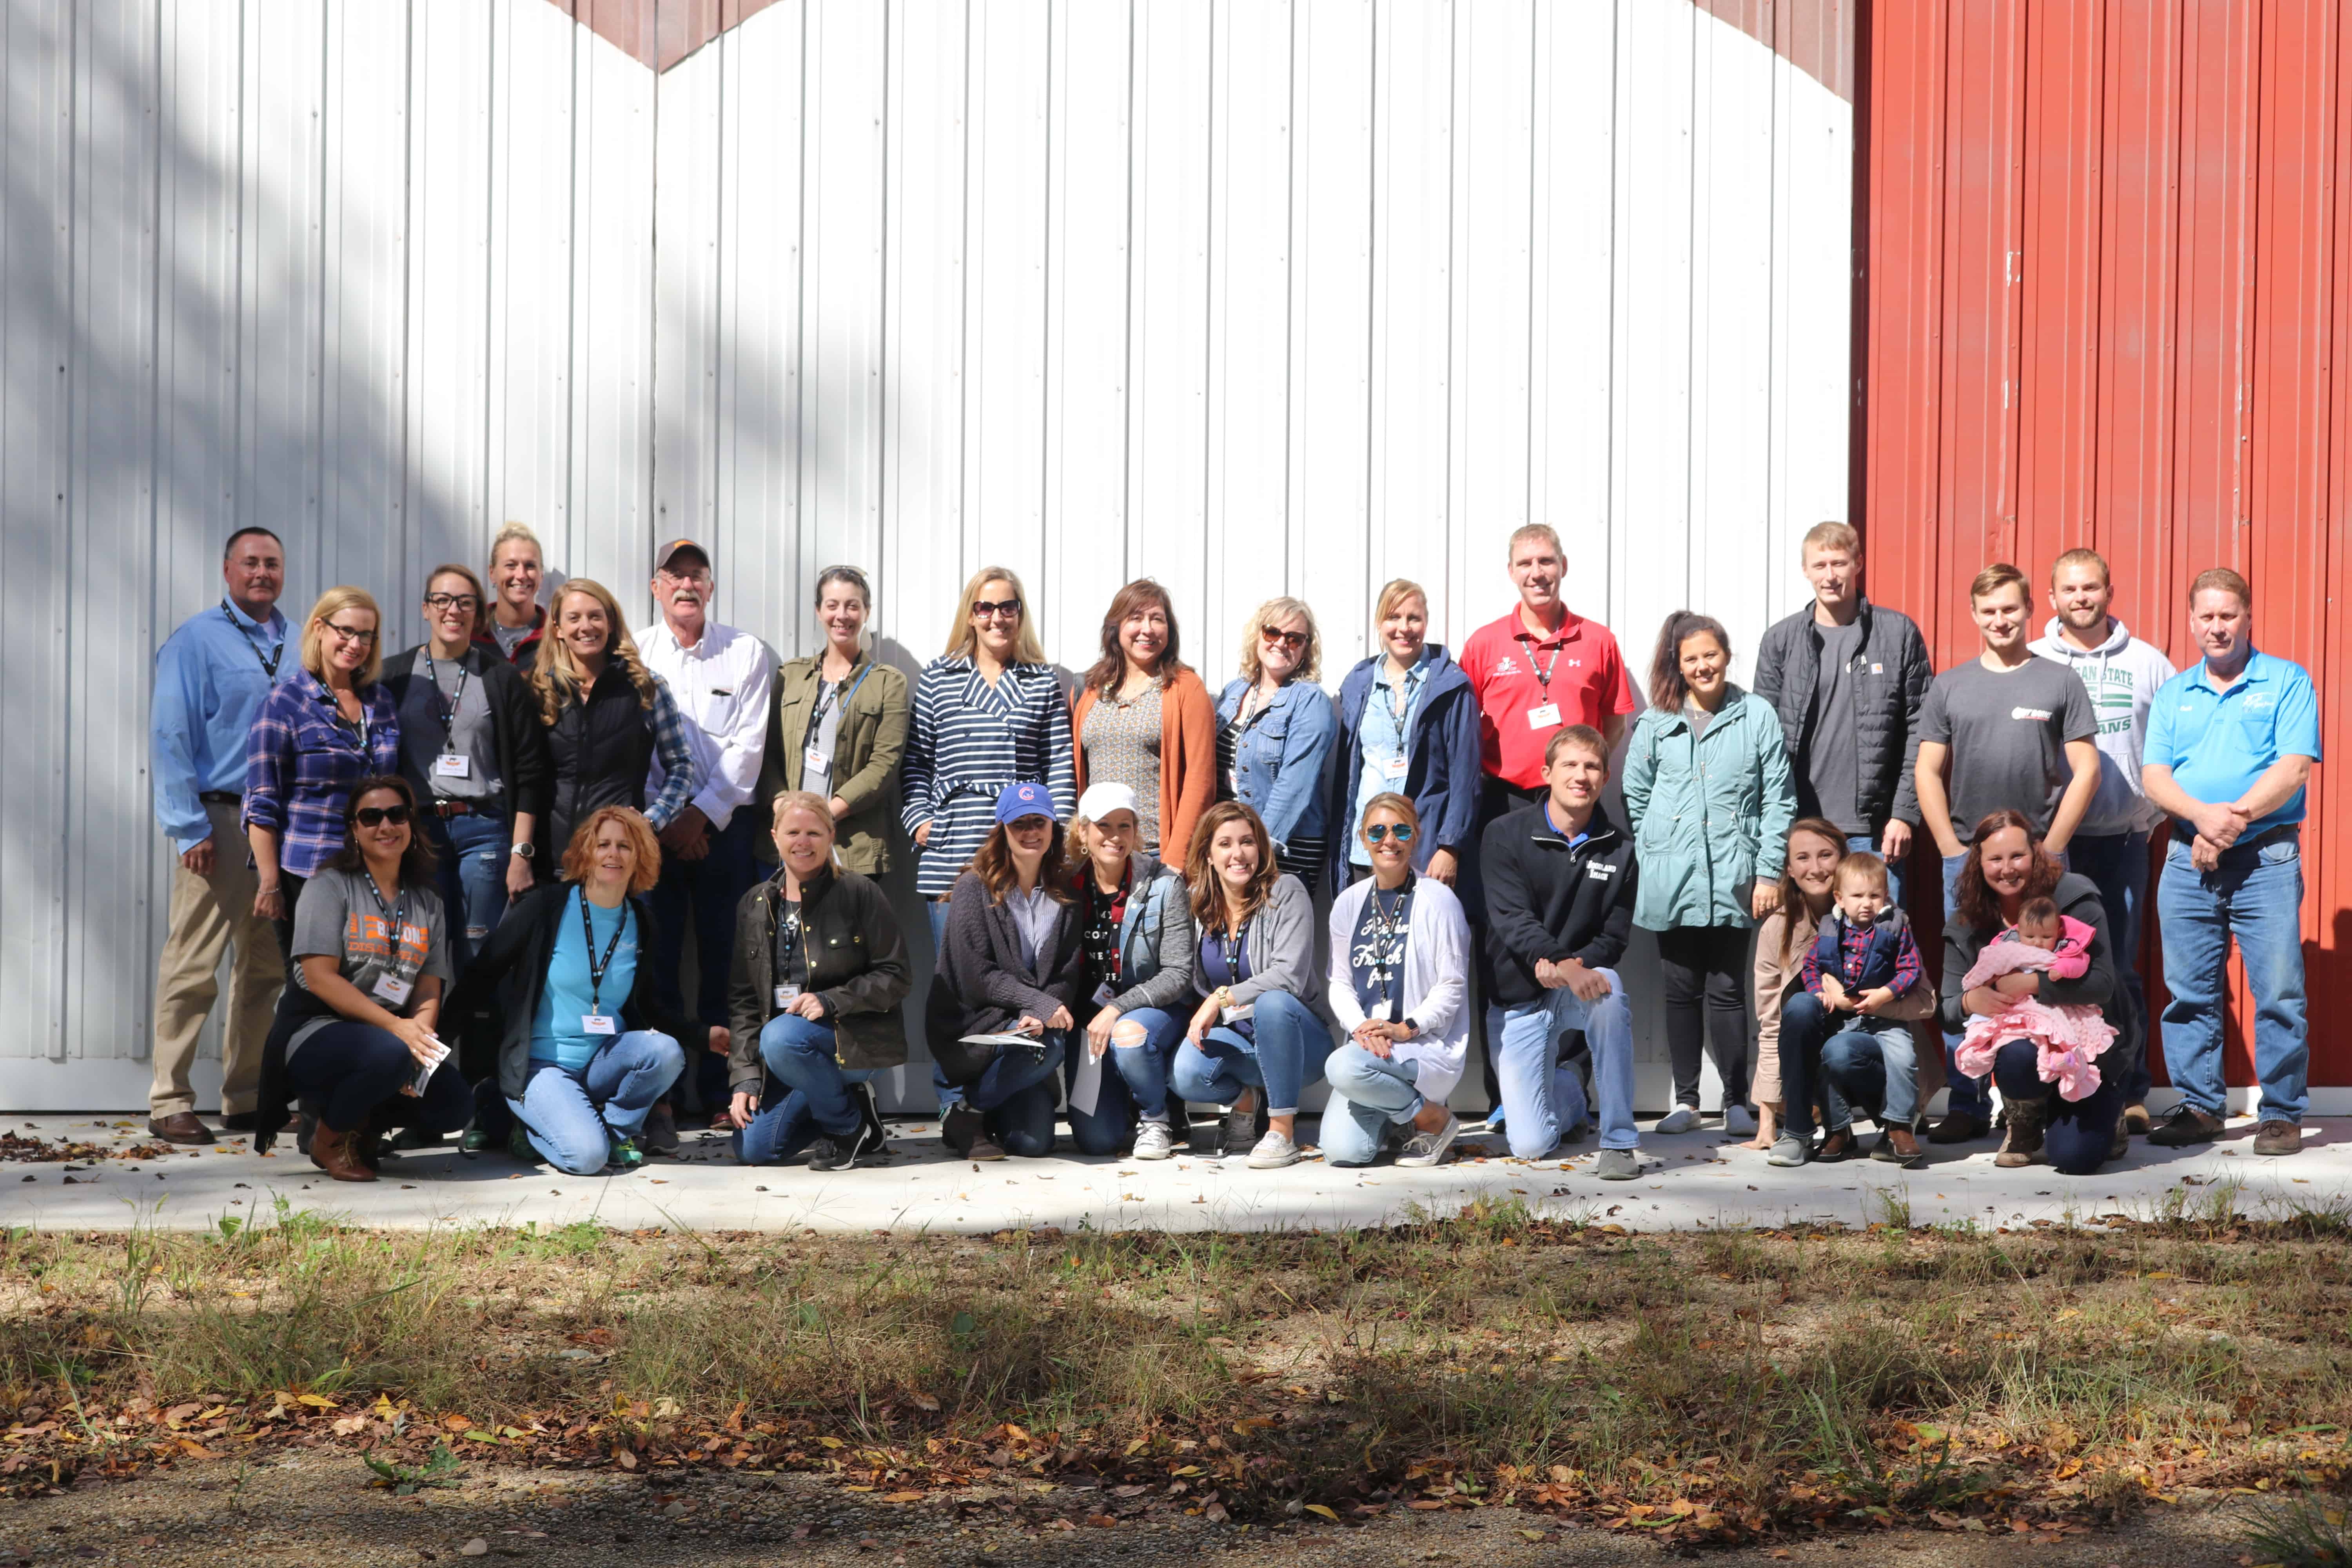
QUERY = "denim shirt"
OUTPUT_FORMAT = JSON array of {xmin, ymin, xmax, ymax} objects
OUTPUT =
[
  {"xmin": 1215, "ymin": 678, "xmax": 1338, "ymax": 849},
  {"xmin": 1348, "ymin": 655, "xmax": 1430, "ymax": 866}
]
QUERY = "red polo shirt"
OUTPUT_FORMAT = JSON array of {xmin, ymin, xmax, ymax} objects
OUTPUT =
[{"xmin": 1459, "ymin": 607, "xmax": 1637, "ymax": 790}]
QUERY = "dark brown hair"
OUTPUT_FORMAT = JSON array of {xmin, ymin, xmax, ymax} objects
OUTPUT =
[
  {"xmin": 560, "ymin": 806, "xmax": 662, "ymax": 894},
  {"xmin": 1955, "ymin": 809, "xmax": 2063, "ymax": 932},
  {"xmin": 1186, "ymin": 800, "xmax": 1279, "ymax": 932},
  {"xmin": 1775, "ymin": 817, "xmax": 1848, "ymax": 962},
  {"xmin": 1083, "ymin": 578, "xmax": 1187, "ymax": 697},
  {"xmin": 1646, "ymin": 610, "xmax": 1732, "ymax": 711},
  {"xmin": 2017, "ymin": 896, "xmax": 2061, "ymax": 929},
  {"xmin": 329, "ymin": 776, "xmax": 439, "ymax": 887},
  {"xmin": 969, "ymin": 820, "xmax": 1073, "ymax": 906}
]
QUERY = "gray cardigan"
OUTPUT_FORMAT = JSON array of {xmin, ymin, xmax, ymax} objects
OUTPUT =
[{"xmin": 1187, "ymin": 873, "xmax": 1329, "ymax": 1021}]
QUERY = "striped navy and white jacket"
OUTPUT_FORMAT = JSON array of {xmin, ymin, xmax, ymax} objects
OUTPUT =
[{"xmin": 900, "ymin": 657, "xmax": 1076, "ymax": 898}]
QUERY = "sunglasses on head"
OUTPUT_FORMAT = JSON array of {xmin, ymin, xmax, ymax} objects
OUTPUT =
[
  {"xmin": 1364, "ymin": 822, "xmax": 1416, "ymax": 844},
  {"xmin": 1259, "ymin": 626, "xmax": 1308, "ymax": 652},
  {"xmin": 972, "ymin": 598, "xmax": 1022, "ymax": 620},
  {"xmin": 354, "ymin": 804, "xmax": 412, "ymax": 828}
]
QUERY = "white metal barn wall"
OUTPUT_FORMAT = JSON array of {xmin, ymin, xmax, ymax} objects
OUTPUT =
[{"xmin": 0, "ymin": 0, "xmax": 1852, "ymax": 1112}]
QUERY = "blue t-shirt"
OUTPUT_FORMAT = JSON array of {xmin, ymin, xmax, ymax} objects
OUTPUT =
[
  {"xmin": 530, "ymin": 889, "xmax": 639, "ymax": 1071},
  {"xmin": 2145, "ymin": 650, "xmax": 2322, "ymax": 833},
  {"xmin": 1348, "ymin": 880, "xmax": 1414, "ymax": 1019},
  {"xmin": 1199, "ymin": 923, "xmax": 1256, "ymax": 1041}
]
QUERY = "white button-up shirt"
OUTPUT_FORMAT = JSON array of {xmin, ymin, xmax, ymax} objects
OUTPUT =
[{"xmin": 638, "ymin": 618, "xmax": 774, "ymax": 830}]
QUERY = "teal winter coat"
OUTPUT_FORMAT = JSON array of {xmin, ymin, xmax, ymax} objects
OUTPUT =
[{"xmin": 1621, "ymin": 687, "xmax": 1796, "ymax": 931}]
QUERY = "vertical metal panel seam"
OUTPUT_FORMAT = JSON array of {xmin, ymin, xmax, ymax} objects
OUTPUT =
[
  {"xmin": 139, "ymin": 0, "xmax": 170, "ymax": 1061},
  {"xmin": 481, "ymin": 0, "xmax": 499, "ymax": 545},
  {"xmin": 1040, "ymin": 0, "xmax": 1056, "ymax": 598},
  {"xmin": 873, "ymin": 0, "xmax": 890, "ymax": 605},
  {"xmin": 956, "ymin": 0, "xmax": 973, "ymax": 577},
  {"xmin": 54, "ymin": 0, "xmax": 82, "ymax": 1059}
]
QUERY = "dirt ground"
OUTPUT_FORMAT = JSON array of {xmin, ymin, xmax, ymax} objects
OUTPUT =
[{"xmin": 0, "ymin": 1449, "xmax": 2278, "ymax": 1568}]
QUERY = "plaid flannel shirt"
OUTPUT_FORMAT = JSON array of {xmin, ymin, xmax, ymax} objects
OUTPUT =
[
  {"xmin": 242, "ymin": 668, "xmax": 402, "ymax": 878},
  {"xmin": 641, "ymin": 675, "xmax": 703, "ymax": 830}
]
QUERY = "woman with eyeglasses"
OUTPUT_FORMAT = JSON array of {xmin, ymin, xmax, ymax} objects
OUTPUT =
[
  {"xmin": 383, "ymin": 564, "xmax": 553, "ymax": 969},
  {"xmin": 1320, "ymin": 794, "xmax": 1472, "ymax": 1167},
  {"xmin": 901, "ymin": 567, "xmax": 1076, "ymax": 1129},
  {"xmin": 1070, "ymin": 579, "xmax": 1217, "ymax": 864},
  {"xmin": 1328, "ymin": 579, "xmax": 1482, "ymax": 894},
  {"xmin": 924, "ymin": 782, "xmax": 1086, "ymax": 1160},
  {"xmin": 1171, "ymin": 800, "xmax": 1333, "ymax": 1168},
  {"xmin": 1217, "ymin": 599, "xmax": 1339, "ymax": 891},
  {"xmin": 245, "ymin": 586, "xmax": 403, "ymax": 963},
  {"xmin": 249, "ymin": 776, "xmax": 466, "ymax": 1181},
  {"xmin": 764, "ymin": 566, "xmax": 908, "ymax": 878},
  {"xmin": 475, "ymin": 522, "xmax": 547, "ymax": 670},
  {"xmin": 525, "ymin": 579, "xmax": 704, "ymax": 864}
]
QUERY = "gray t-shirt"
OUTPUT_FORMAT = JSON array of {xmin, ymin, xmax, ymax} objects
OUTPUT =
[
  {"xmin": 397, "ymin": 652, "xmax": 501, "ymax": 804},
  {"xmin": 490, "ymin": 618, "xmax": 534, "ymax": 658},
  {"xmin": 1008, "ymin": 886, "xmax": 1059, "ymax": 972},
  {"xmin": 802, "ymin": 679, "xmax": 849, "ymax": 802},
  {"xmin": 1806, "ymin": 620, "xmax": 1866, "ymax": 836},
  {"xmin": 1916, "ymin": 656, "xmax": 2098, "ymax": 844},
  {"xmin": 285, "ymin": 866, "xmax": 454, "ymax": 1057}
]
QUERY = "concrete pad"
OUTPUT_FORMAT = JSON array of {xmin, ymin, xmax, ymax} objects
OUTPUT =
[{"xmin": 0, "ymin": 1113, "xmax": 2345, "ymax": 1234}]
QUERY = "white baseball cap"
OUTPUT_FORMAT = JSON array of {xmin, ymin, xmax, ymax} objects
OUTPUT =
[{"xmin": 1076, "ymin": 781, "xmax": 1141, "ymax": 824}]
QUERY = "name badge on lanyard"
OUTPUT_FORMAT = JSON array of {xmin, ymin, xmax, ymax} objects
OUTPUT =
[
  {"xmin": 1381, "ymin": 753, "xmax": 1409, "ymax": 780},
  {"xmin": 773, "ymin": 984, "xmax": 802, "ymax": 1009},
  {"xmin": 372, "ymin": 973, "xmax": 414, "ymax": 1006},
  {"xmin": 803, "ymin": 745, "xmax": 829, "ymax": 775},
  {"xmin": 433, "ymin": 752, "xmax": 471, "ymax": 779},
  {"xmin": 1526, "ymin": 703, "xmax": 1562, "ymax": 730},
  {"xmin": 581, "ymin": 1013, "xmax": 617, "ymax": 1036}
]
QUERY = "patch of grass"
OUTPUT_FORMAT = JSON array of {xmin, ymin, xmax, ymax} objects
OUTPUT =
[{"xmin": 2243, "ymin": 1488, "xmax": 2352, "ymax": 1566}]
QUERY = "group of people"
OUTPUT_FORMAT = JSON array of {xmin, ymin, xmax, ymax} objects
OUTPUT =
[{"xmin": 147, "ymin": 517, "xmax": 2319, "ymax": 1183}]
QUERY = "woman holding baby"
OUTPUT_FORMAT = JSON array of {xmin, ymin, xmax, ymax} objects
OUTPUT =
[{"xmin": 1940, "ymin": 808, "xmax": 2126, "ymax": 1173}]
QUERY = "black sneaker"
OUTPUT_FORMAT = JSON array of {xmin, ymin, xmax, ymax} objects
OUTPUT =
[
  {"xmin": 2147, "ymin": 1103, "xmax": 2224, "ymax": 1148},
  {"xmin": 804, "ymin": 1132, "xmax": 856, "ymax": 1172},
  {"xmin": 852, "ymin": 1082, "xmax": 890, "ymax": 1160}
]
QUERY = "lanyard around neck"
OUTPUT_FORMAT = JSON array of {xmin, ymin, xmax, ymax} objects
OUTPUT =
[
  {"xmin": 421, "ymin": 650, "xmax": 470, "ymax": 735},
  {"xmin": 577, "ymin": 889, "xmax": 632, "ymax": 1013},
  {"xmin": 222, "ymin": 600, "xmax": 283, "ymax": 678}
]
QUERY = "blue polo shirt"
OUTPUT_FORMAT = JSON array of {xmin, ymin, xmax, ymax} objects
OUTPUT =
[{"xmin": 2145, "ymin": 650, "xmax": 2321, "ymax": 833}]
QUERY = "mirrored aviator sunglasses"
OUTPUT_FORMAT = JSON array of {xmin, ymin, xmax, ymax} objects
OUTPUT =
[
  {"xmin": 354, "ymin": 804, "xmax": 412, "ymax": 828},
  {"xmin": 1363, "ymin": 822, "xmax": 1415, "ymax": 844}
]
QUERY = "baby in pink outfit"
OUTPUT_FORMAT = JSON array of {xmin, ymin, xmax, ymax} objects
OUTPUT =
[{"xmin": 1955, "ymin": 898, "xmax": 2118, "ymax": 1100}]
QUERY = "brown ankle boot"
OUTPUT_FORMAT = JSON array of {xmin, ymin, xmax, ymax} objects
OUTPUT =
[
  {"xmin": 310, "ymin": 1124, "xmax": 377, "ymax": 1183},
  {"xmin": 1994, "ymin": 1098, "xmax": 2046, "ymax": 1168}
]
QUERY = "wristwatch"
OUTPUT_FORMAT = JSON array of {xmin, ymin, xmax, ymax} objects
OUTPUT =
[
  {"xmin": 510, "ymin": 842, "xmax": 534, "ymax": 860},
  {"xmin": 1399, "ymin": 1017, "xmax": 1419, "ymax": 1038}
]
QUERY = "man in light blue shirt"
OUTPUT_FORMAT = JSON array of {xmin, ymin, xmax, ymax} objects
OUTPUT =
[
  {"xmin": 147, "ymin": 527, "xmax": 292, "ymax": 1145},
  {"xmin": 2141, "ymin": 568, "xmax": 2322, "ymax": 1157}
]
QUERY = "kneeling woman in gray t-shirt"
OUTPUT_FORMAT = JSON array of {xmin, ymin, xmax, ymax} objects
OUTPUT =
[{"xmin": 252, "ymin": 776, "xmax": 464, "ymax": 1180}]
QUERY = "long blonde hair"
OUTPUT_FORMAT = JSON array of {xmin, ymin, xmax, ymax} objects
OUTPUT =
[
  {"xmin": 300, "ymin": 587, "xmax": 385, "ymax": 686},
  {"xmin": 940, "ymin": 565, "xmax": 1048, "ymax": 665},
  {"xmin": 1236, "ymin": 596, "xmax": 1322, "ymax": 685},
  {"xmin": 528, "ymin": 579, "xmax": 658, "ymax": 722}
]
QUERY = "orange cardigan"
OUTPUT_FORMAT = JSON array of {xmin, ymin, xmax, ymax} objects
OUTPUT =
[{"xmin": 1071, "ymin": 667, "xmax": 1219, "ymax": 861}]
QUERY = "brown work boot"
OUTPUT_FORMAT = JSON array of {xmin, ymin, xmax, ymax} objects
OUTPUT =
[
  {"xmin": 2253, "ymin": 1120, "xmax": 2301, "ymax": 1157},
  {"xmin": 349, "ymin": 1114, "xmax": 386, "ymax": 1172},
  {"xmin": 309, "ymin": 1124, "xmax": 377, "ymax": 1183},
  {"xmin": 146, "ymin": 1111, "xmax": 215, "ymax": 1145},
  {"xmin": 1994, "ymin": 1098, "xmax": 2046, "ymax": 1168}
]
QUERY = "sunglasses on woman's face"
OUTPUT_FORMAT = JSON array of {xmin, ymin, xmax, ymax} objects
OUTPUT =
[
  {"xmin": 354, "ymin": 804, "xmax": 412, "ymax": 828},
  {"xmin": 1259, "ymin": 626, "xmax": 1308, "ymax": 653},
  {"xmin": 971, "ymin": 598, "xmax": 1022, "ymax": 621},
  {"xmin": 1364, "ymin": 822, "xmax": 1416, "ymax": 844}
]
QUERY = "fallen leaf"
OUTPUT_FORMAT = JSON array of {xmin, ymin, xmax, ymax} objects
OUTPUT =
[
  {"xmin": 1518, "ymin": 1528, "xmax": 1548, "ymax": 1541},
  {"xmin": 882, "ymin": 1491, "xmax": 926, "ymax": 1503},
  {"xmin": 460, "ymin": 1541, "xmax": 489, "ymax": 1558},
  {"xmin": 1304, "ymin": 1504, "xmax": 1341, "ymax": 1521},
  {"xmin": 1085, "ymin": 1513, "xmax": 1118, "ymax": 1528}
]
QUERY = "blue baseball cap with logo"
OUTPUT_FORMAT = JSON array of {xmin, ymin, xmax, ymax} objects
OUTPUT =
[{"xmin": 994, "ymin": 781, "xmax": 1056, "ymax": 826}]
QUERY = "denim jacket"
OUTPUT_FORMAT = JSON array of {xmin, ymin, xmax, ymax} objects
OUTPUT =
[{"xmin": 1214, "ymin": 678, "xmax": 1338, "ymax": 851}]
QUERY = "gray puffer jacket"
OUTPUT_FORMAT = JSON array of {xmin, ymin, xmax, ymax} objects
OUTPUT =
[{"xmin": 1751, "ymin": 597, "xmax": 1934, "ymax": 832}]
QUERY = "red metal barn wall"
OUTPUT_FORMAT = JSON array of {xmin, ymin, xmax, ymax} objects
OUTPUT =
[{"xmin": 1862, "ymin": 0, "xmax": 2352, "ymax": 1098}]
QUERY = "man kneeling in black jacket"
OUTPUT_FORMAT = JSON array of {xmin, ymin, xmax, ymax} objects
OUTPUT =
[{"xmin": 1481, "ymin": 725, "xmax": 1643, "ymax": 1178}]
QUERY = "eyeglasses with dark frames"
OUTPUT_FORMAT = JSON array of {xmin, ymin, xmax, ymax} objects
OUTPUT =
[
  {"xmin": 353, "ymin": 804, "xmax": 412, "ymax": 828},
  {"xmin": 322, "ymin": 621, "xmax": 378, "ymax": 646},
  {"xmin": 423, "ymin": 593, "xmax": 481, "ymax": 612}
]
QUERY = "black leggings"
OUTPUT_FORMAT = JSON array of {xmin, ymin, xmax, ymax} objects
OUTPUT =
[
  {"xmin": 283, "ymin": 1019, "xmax": 470, "ymax": 1134},
  {"xmin": 1657, "ymin": 924, "xmax": 1751, "ymax": 1109}
]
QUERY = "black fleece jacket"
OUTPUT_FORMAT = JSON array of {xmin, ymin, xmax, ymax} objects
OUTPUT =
[{"xmin": 1479, "ymin": 800, "xmax": 1639, "ymax": 1007}]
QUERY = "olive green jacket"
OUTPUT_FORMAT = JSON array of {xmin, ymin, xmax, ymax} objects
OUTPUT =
[{"xmin": 759, "ymin": 652, "xmax": 909, "ymax": 875}]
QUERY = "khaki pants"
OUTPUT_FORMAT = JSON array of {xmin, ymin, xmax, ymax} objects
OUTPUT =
[{"xmin": 149, "ymin": 799, "xmax": 284, "ymax": 1117}]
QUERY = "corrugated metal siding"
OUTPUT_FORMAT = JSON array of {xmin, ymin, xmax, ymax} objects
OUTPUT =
[
  {"xmin": 1863, "ymin": 0, "xmax": 2349, "ymax": 1096},
  {"xmin": 1, "ymin": 0, "xmax": 1853, "ymax": 1109}
]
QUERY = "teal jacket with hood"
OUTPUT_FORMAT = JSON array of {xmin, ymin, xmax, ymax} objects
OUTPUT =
[{"xmin": 1621, "ymin": 686, "xmax": 1797, "ymax": 931}]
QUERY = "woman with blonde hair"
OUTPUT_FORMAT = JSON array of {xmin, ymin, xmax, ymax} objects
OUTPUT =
[
  {"xmin": 476, "ymin": 522, "xmax": 547, "ymax": 669},
  {"xmin": 444, "ymin": 806, "xmax": 701, "ymax": 1174},
  {"xmin": 1070, "ymin": 579, "xmax": 1217, "ymax": 861},
  {"xmin": 245, "ymin": 586, "xmax": 403, "ymax": 961},
  {"xmin": 1216, "ymin": 597, "xmax": 1339, "ymax": 890},
  {"xmin": 1328, "ymin": 577, "xmax": 1482, "ymax": 892},
  {"xmin": 525, "ymin": 578, "xmax": 703, "ymax": 865}
]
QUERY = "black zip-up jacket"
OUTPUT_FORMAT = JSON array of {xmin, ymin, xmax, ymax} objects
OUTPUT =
[
  {"xmin": 1750, "ymin": 596, "xmax": 1934, "ymax": 832},
  {"xmin": 543, "ymin": 666, "xmax": 659, "ymax": 860},
  {"xmin": 924, "ymin": 869, "xmax": 1087, "ymax": 1072},
  {"xmin": 381, "ymin": 645, "xmax": 555, "ymax": 824},
  {"xmin": 725, "ymin": 862, "xmax": 912, "ymax": 1088},
  {"xmin": 1479, "ymin": 800, "xmax": 1639, "ymax": 1007},
  {"xmin": 443, "ymin": 882, "xmax": 699, "ymax": 1102}
]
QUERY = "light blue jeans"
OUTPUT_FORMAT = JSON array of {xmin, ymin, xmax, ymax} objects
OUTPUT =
[
  {"xmin": 1819, "ymin": 1016, "xmax": 1922, "ymax": 1131},
  {"xmin": 2157, "ymin": 831, "xmax": 2308, "ymax": 1124},
  {"xmin": 1170, "ymin": 990, "xmax": 1330, "ymax": 1115},
  {"xmin": 508, "ymin": 1030, "xmax": 686, "ymax": 1175},
  {"xmin": 426, "ymin": 809, "xmax": 514, "ymax": 969},
  {"xmin": 1321, "ymin": 1044, "xmax": 1426, "ymax": 1167},
  {"xmin": 1489, "ymin": 967, "xmax": 1634, "ymax": 1156}
]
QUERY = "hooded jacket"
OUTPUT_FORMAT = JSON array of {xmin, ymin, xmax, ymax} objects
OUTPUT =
[
  {"xmin": 2026, "ymin": 617, "xmax": 2176, "ymax": 837},
  {"xmin": 1938, "ymin": 871, "xmax": 2116, "ymax": 1036},
  {"xmin": 1751, "ymin": 597, "xmax": 1934, "ymax": 833},
  {"xmin": 1621, "ymin": 687, "xmax": 1796, "ymax": 931},
  {"xmin": 1325, "ymin": 646, "xmax": 1482, "ymax": 892},
  {"xmin": 1479, "ymin": 800, "xmax": 1639, "ymax": 1007}
]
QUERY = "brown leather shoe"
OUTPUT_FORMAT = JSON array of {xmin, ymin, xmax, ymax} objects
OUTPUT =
[
  {"xmin": 942, "ymin": 1105, "xmax": 1004, "ymax": 1162},
  {"xmin": 2253, "ymin": 1120, "xmax": 2301, "ymax": 1157},
  {"xmin": 309, "ymin": 1124, "xmax": 377, "ymax": 1183},
  {"xmin": 147, "ymin": 1112, "xmax": 215, "ymax": 1145},
  {"xmin": 349, "ymin": 1115, "xmax": 386, "ymax": 1172}
]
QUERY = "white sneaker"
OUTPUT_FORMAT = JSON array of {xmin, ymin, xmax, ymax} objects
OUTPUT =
[
  {"xmin": 1655, "ymin": 1106, "xmax": 1700, "ymax": 1134},
  {"xmin": 1722, "ymin": 1103, "xmax": 1757, "ymax": 1137},
  {"xmin": 1131, "ymin": 1121, "xmax": 1178, "ymax": 1161},
  {"xmin": 1246, "ymin": 1129, "xmax": 1305, "ymax": 1169},
  {"xmin": 1395, "ymin": 1112, "xmax": 1459, "ymax": 1168}
]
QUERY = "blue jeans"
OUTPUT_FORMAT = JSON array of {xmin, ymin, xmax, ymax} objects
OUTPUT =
[
  {"xmin": 648, "ymin": 809, "xmax": 759, "ymax": 1109},
  {"xmin": 1489, "ymin": 968, "xmax": 1634, "ymax": 1156},
  {"xmin": 1939, "ymin": 851, "xmax": 1987, "ymax": 1120},
  {"xmin": 1064, "ymin": 1003, "xmax": 1182, "ymax": 1156},
  {"xmin": 1847, "ymin": 833, "xmax": 1906, "ymax": 909},
  {"xmin": 1821, "ymin": 1017, "xmax": 1922, "ymax": 1131},
  {"xmin": 2068, "ymin": 829, "xmax": 2152, "ymax": 1102},
  {"xmin": 1775, "ymin": 991, "xmax": 1837, "ymax": 1138},
  {"xmin": 1321, "ymin": 1044, "xmax": 1426, "ymax": 1166},
  {"xmin": 927, "ymin": 898, "xmax": 965, "ymax": 1113},
  {"xmin": 426, "ymin": 809, "xmax": 514, "ymax": 970},
  {"xmin": 1170, "ymin": 990, "xmax": 1330, "ymax": 1115},
  {"xmin": 1989, "ymin": 1036, "xmax": 2123, "ymax": 1174},
  {"xmin": 750, "ymin": 1012, "xmax": 875, "ymax": 1140},
  {"xmin": 507, "ymin": 1030, "xmax": 686, "ymax": 1175},
  {"xmin": 2157, "ymin": 832, "xmax": 2309, "ymax": 1124},
  {"xmin": 965, "ymin": 1031, "xmax": 1067, "ymax": 1157},
  {"xmin": 284, "ymin": 1020, "xmax": 472, "ymax": 1134}
]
